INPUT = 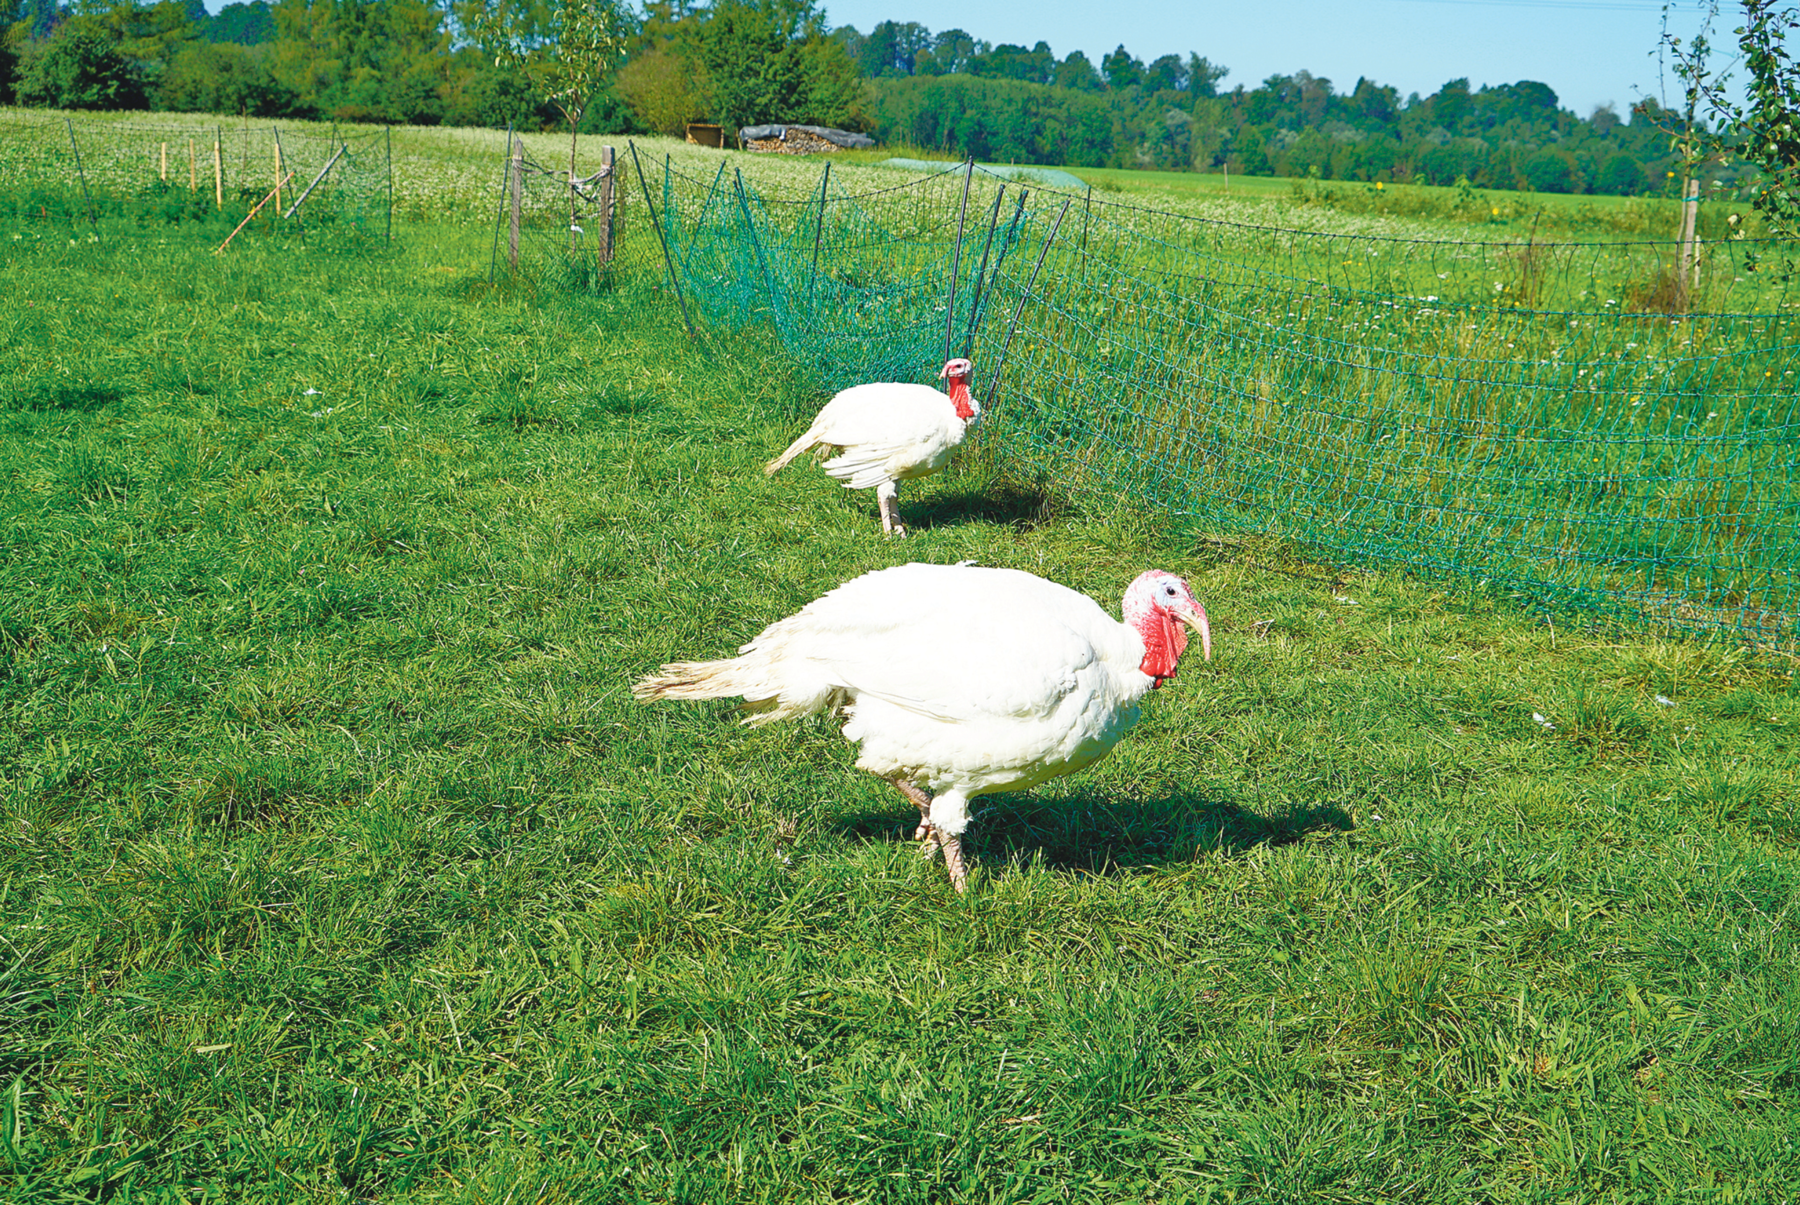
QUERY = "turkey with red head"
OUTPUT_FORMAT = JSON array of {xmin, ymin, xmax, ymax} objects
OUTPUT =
[
  {"xmin": 766, "ymin": 358, "xmax": 979, "ymax": 536},
  {"xmin": 633, "ymin": 562, "xmax": 1213, "ymax": 891}
]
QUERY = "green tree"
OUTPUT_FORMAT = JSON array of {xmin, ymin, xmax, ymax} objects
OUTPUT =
[
  {"xmin": 18, "ymin": 24, "xmax": 146, "ymax": 108},
  {"xmin": 689, "ymin": 0, "xmax": 861, "ymax": 136},
  {"xmin": 1523, "ymin": 148, "xmax": 1573, "ymax": 192},
  {"xmin": 915, "ymin": 27, "xmax": 979, "ymax": 75},
  {"xmin": 208, "ymin": 1, "xmax": 277, "ymax": 45},
  {"xmin": 1598, "ymin": 151, "xmax": 1645, "ymax": 194},
  {"xmin": 1101, "ymin": 44, "xmax": 1141, "ymax": 90},
  {"xmin": 157, "ymin": 40, "xmax": 292, "ymax": 113},
  {"xmin": 1053, "ymin": 50, "xmax": 1100, "ymax": 91},
  {"xmin": 1688, "ymin": 0, "xmax": 1800, "ymax": 236}
]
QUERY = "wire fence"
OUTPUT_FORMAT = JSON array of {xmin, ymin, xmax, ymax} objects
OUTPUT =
[
  {"xmin": 0, "ymin": 114, "xmax": 391, "ymax": 242},
  {"xmin": 641, "ymin": 152, "xmax": 1800, "ymax": 648},
  {"xmin": 485, "ymin": 127, "xmax": 621, "ymax": 292}
]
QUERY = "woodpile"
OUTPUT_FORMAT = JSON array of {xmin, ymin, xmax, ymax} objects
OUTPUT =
[{"xmin": 737, "ymin": 124, "xmax": 876, "ymax": 154}]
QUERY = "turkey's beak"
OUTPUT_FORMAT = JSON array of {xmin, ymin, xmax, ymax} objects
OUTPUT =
[{"xmin": 1178, "ymin": 605, "xmax": 1212, "ymax": 662}]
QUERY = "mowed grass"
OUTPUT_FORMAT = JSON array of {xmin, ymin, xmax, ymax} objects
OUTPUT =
[{"xmin": 2, "ymin": 217, "xmax": 1799, "ymax": 1203}]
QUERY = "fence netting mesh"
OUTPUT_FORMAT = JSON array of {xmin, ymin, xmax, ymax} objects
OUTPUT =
[
  {"xmin": 486, "ymin": 130, "xmax": 619, "ymax": 291},
  {"xmin": 640, "ymin": 152, "xmax": 1800, "ymax": 648},
  {"xmin": 0, "ymin": 114, "xmax": 390, "ymax": 241}
]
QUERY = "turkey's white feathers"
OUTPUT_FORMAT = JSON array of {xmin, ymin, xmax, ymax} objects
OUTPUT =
[
  {"xmin": 633, "ymin": 564, "xmax": 1159, "ymax": 809},
  {"xmin": 764, "ymin": 381, "xmax": 976, "ymax": 488}
]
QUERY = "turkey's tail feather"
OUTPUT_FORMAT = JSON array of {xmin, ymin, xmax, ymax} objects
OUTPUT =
[
  {"xmin": 633, "ymin": 657, "xmax": 838, "ymax": 726},
  {"xmin": 765, "ymin": 428, "xmax": 823, "ymax": 476}
]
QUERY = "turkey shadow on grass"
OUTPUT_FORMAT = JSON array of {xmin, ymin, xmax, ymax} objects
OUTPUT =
[
  {"xmin": 904, "ymin": 478, "xmax": 1065, "ymax": 532},
  {"xmin": 831, "ymin": 790, "xmax": 1354, "ymax": 876}
]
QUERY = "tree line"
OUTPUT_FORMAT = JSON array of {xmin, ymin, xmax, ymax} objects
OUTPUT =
[{"xmin": 0, "ymin": 0, "xmax": 1711, "ymax": 199}]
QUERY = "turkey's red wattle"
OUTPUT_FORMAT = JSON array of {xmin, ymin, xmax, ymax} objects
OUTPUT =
[
  {"xmin": 1137, "ymin": 609, "xmax": 1190, "ymax": 688},
  {"xmin": 947, "ymin": 379, "xmax": 977, "ymax": 421}
]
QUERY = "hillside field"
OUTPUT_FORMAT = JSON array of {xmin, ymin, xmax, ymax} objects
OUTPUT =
[{"xmin": 2, "ymin": 116, "xmax": 1798, "ymax": 1202}]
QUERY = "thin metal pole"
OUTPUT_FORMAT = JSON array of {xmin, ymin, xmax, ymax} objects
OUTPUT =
[
  {"xmin": 808, "ymin": 160, "xmax": 831, "ymax": 303},
  {"xmin": 678, "ymin": 162, "xmax": 728, "ymax": 277},
  {"xmin": 943, "ymin": 157, "xmax": 975, "ymax": 365},
  {"xmin": 629, "ymin": 140, "xmax": 695, "ymax": 337},
  {"xmin": 508, "ymin": 139, "xmax": 523, "ymax": 271},
  {"xmin": 989, "ymin": 197, "xmax": 1073, "ymax": 409},
  {"xmin": 283, "ymin": 143, "xmax": 347, "ymax": 220},
  {"xmin": 960, "ymin": 184, "xmax": 1006, "ymax": 357},
  {"xmin": 385, "ymin": 125, "xmax": 392, "ymax": 243},
  {"xmin": 734, "ymin": 168, "xmax": 780, "ymax": 325},
  {"xmin": 66, "ymin": 119, "xmax": 95, "ymax": 227},
  {"xmin": 1077, "ymin": 184, "xmax": 1093, "ymax": 283},
  {"xmin": 489, "ymin": 124, "xmax": 512, "ymax": 283}
]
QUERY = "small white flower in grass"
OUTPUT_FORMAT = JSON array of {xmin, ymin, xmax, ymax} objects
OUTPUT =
[
  {"xmin": 1655, "ymin": 694, "xmax": 1676, "ymax": 707},
  {"xmin": 304, "ymin": 388, "xmax": 322, "ymax": 395},
  {"xmin": 1709, "ymin": 411, "xmax": 1718, "ymax": 419},
  {"xmin": 1532, "ymin": 712, "xmax": 1556, "ymax": 731},
  {"xmin": 571, "ymin": 224, "xmax": 583, "ymax": 233}
]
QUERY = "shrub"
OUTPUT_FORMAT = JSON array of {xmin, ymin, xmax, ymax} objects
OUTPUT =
[
  {"xmin": 18, "ymin": 26, "xmax": 146, "ymax": 110},
  {"xmin": 1522, "ymin": 149, "xmax": 1573, "ymax": 194},
  {"xmin": 1598, "ymin": 152, "xmax": 1646, "ymax": 196}
]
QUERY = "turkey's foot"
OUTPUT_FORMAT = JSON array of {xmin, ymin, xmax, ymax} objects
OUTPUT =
[
  {"xmin": 888, "ymin": 776, "xmax": 935, "ymax": 847},
  {"xmin": 877, "ymin": 491, "xmax": 907, "ymax": 537},
  {"xmin": 940, "ymin": 835, "xmax": 969, "ymax": 892}
]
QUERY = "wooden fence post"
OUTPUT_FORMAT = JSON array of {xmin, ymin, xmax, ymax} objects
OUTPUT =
[
  {"xmin": 273, "ymin": 128, "xmax": 286, "ymax": 217},
  {"xmin": 599, "ymin": 144, "xmax": 615, "ymax": 266},
  {"xmin": 160, "ymin": 142, "xmax": 167, "ymax": 182},
  {"xmin": 214, "ymin": 130, "xmax": 223, "ymax": 209},
  {"xmin": 188, "ymin": 139, "xmax": 196, "ymax": 191}
]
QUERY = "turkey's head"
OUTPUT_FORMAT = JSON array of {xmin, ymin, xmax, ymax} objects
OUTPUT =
[
  {"xmin": 1123, "ymin": 571, "xmax": 1212, "ymax": 688},
  {"xmin": 939, "ymin": 357, "xmax": 979, "ymax": 422}
]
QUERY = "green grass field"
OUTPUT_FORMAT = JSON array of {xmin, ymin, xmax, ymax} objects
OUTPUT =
[{"xmin": 3, "ymin": 120, "xmax": 1799, "ymax": 1202}]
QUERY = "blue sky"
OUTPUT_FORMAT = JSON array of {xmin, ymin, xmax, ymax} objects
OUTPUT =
[{"xmin": 816, "ymin": 0, "xmax": 1724, "ymax": 119}]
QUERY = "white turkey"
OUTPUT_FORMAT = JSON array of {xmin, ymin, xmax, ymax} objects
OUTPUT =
[
  {"xmin": 632, "ymin": 562, "xmax": 1212, "ymax": 891},
  {"xmin": 766, "ymin": 358, "xmax": 980, "ymax": 536}
]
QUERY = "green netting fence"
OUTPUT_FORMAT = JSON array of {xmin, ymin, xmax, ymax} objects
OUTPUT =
[
  {"xmin": 0, "ymin": 113, "xmax": 391, "ymax": 242},
  {"xmin": 640, "ymin": 152, "xmax": 1800, "ymax": 648}
]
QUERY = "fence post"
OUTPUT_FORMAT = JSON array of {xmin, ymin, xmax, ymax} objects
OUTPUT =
[
  {"xmin": 273, "ymin": 127, "xmax": 286, "ymax": 219},
  {"xmin": 962, "ymin": 184, "xmax": 1007, "ymax": 358},
  {"xmin": 990, "ymin": 197, "xmax": 1073, "ymax": 409},
  {"xmin": 214, "ymin": 128, "xmax": 223, "ymax": 210},
  {"xmin": 489, "ymin": 124, "xmax": 512, "ymax": 283},
  {"xmin": 943, "ymin": 159, "xmax": 976, "ymax": 365},
  {"xmin": 386, "ymin": 126, "xmax": 393, "ymax": 243},
  {"xmin": 628, "ymin": 140, "xmax": 695, "ymax": 337},
  {"xmin": 808, "ymin": 160, "xmax": 830, "ymax": 303},
  {"xmin": 65, "ymin": 119, "xmax": 96, "ymax": 228},
  {"xmin": 160, "ymin": 142, "xmax": 167, "ymax": 183},
  {"xmin": 508, "ymin": 138, "xmax": 523, "ymax": 272},
  {"xmin": 733, "ymin": 168, "xmax": 781, "ymax": 327},
  {"xmin": 599, "ymin": 144, "xmax": 615, "ymax": 266},
  {"xmin": 188, "ymin": 139, "xmax": 196, "ymax": 191}
]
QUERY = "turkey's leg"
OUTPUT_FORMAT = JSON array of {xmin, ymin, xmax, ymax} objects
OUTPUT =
[
  {"xmin": 888, "ymin": 776, "xmax": 935, "ymax": 846},
  {"xmin": 876, "ymin": 482, "xmax": 906, "ymax": 537},
  {"xmin": 939, "ymin": 835, "xmax": 969, "ymax": 893},
  {"xmin": 887, "ymin": 777, "xmax": 970, "ymax": 892}
]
